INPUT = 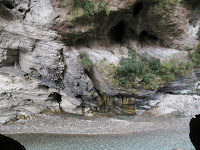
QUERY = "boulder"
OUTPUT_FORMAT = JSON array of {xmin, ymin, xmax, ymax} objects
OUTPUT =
[{"xmin": 148, "ymin": 94, "xmax": 200, "ymax": 117}]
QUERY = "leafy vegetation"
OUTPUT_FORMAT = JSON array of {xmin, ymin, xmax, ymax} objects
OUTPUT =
[
  {"xmin": 72, "ymin": 0, "xmax": 95, "ymax": 16},
  {"xmin": 190, "ymin": 44, "xmax": 200, "ymax": 67},
  {"xmin": 171, "ymin": 60, "xmax": 193, "ymax": 76},
  {"xmin": 113, "ymin": 50, "xmax": 193, "ymax": 90},
  {"xmin": 71, "ymin": 0, "xmax": 110, "ymax": 18},
  {"xmin": 80, "ymin": 53, "xmax": 93, "ymax": 71},
  {"xmin": 96, "ymin": 60, "xmax": 118, "ymax": 87},
  {"xmin": 152, "ymin": 0, "xmax": 182, "ymax": 7},
  {"xmin": 59, "ymin": 0, "xmax": 66, "ymax": 4},
  {"xmin": 198, "ymin": 30, "xmax": 200, "ymax": 40}
]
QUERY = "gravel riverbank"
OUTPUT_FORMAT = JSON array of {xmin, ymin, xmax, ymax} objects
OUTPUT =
[{"xmin": 0, "ymin": 113, "xmax": 192, "ymax": 135}]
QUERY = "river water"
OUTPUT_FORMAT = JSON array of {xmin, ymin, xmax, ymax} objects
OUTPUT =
[{"xmin": 8, "ymin": 129, "xmax": 195, "ymax": 150}]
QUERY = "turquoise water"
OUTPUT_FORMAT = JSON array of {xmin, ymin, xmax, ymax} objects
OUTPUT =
[{"xmin": 8, "ymin": 130, "xmax": 194, "ymax": 150}]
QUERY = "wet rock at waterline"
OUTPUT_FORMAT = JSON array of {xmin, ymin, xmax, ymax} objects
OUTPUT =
[
  {"xmin": 0, "ymin": 134, "xmax": 26, "ymax": 150},
  {"xmin": 97, "ymin": 94, "xmax": 136, "ymax": 115}
]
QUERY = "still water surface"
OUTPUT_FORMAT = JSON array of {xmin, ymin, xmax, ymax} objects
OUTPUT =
[{"xmin": 8, "ymin": 129, "xmax": 195, "ymax": 150}]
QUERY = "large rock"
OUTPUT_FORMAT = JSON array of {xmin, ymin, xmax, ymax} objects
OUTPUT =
[
  {"xmin": 148, "ymin": 94, "xmax": 200, "ymax": 117},
  {"xmin": 0, "ymin": 67, "xmax": 60, "ymax": 123},
  {"xmin": 53, "ymin": 0, "xmax": 199, "ymax": 51},
  {"xmin": 0, "ymin": 0, "xmax": 96, "ymax": 118},
  {"xmin": 159, "ymin": 74, "xmax": 198, "ymax": 94},
  {"xmin": 0, "ymin": 0, "xmax": 200, "ymax": 120}
]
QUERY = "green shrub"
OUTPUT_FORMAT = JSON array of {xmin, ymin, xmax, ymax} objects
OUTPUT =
[
  {"xmin": 140, "ymin": 72, "xmax": 158, "ymax": 90},
  {"xmin": 151, "ymin": 0, "xmax": 181, "ymax": 7},
  {"xmin": 171, "ymin": 61, "xmax": 193, "ymax": 76},
  {"xmin": 80, "ymin": 53, "xmax": 93, "ymax": 71},
  {"xmin": 114, "ymin": 50, "xmax": 152, "ymax": 89},
  {"xmin": 145, "ymin": 57, "xmax": 162, "ymax": 74},
  {"xmin": 113, "ymin": 50, "xmax": 193, "ymax": 90},
  {"xmin": 197, "ymin": 29, "xmax": 200, "ymax": 40},
  {"xmin": 71, "ymin": 0, "xmax": 109, "ymax": 17},
  {"xmin": 72, "ymin": 0, "xmax": 95, "ymax": 16},
  {"xmin": 114, "ymin": 51, "xmax": 146, "ymax": 87},
  {"xmin": 97, "ymin": 2, "xmax": 110, "ymax": 15},
  {"xmin": 159, "ymin": 64, "xmax": 175, "ymax": 83},
  {"xmin": 60, "ymin": 0, "xmax": 67, "ymax": 5},
  {"xmin": 143, "ymin": 58, "xmax": 175, "ymax": 86},
  {"xmin": 190, "ymin": 44, "xmax": 200, "ymax": 67}
]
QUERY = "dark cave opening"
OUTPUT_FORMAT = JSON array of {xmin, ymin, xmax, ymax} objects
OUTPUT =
[
  {"xmin": 3, "ymin": 2, "xmax": 14, "ymax": 9},
  {"xmin": 37, "ymin": 84, "xmax": 49, "ymax": 90},
  {"xmin": 133, "ymin": 2, "xmax": 143, "ymax": 16},
  {"xmin": 47, "ymin": 92, "xmax": 62, "ymax": 103},
  {"xmin": 0, "ymin": 49, "xmax": 19, "ymax": 67},
  {"xmin": 75, "ymin": 95, "xmax": 82, "ymax": 99},
  {"xmin": 75, "ymin": 37, "xmax": 86, "ymax": 45},
  {"xmin": 18, "ymin": 9, "xmax": 24, "ymax": 13},
  {"xmin": 139, "ymin": 31, "xmax": 158, "ymax": 43},
  {"xmin": 109, "ymin": 21, "xmax": 126, "ymax": 44}
]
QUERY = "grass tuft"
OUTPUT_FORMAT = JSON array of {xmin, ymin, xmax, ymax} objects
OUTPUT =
[{"xmin": 80, "ymin": 53, "xmax": 93, "ymax": 71}]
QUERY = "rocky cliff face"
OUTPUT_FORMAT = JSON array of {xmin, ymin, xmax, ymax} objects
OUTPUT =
[{"xmin": 0, "ymin": 0, "xmax": 200, "ymax": 123}]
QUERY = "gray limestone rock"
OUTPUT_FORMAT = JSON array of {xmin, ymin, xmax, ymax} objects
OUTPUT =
[
  {"xmin": 0, "ymin": 67, "xmax": 62, "ymax": 123},
  {"xmin": 148, "ymin": 94, "xmax": 200, "ymax": 117},
  {"xmin": 0, "ymin": 0, "xmax": 200, "ymax": 122},
  {"xmin": 159, "ymin": 74, "xmax": 198, "ymax": 95}
]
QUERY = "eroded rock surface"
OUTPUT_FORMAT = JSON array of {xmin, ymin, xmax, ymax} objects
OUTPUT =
[{"xmin": 0, "ymin": 0, "xmax": 200, "ymax": 123}]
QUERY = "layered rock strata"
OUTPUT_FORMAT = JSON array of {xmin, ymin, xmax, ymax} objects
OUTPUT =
[{"xmin": 0, "ymin": 0, "xmax": 200, "ymax": 123}]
